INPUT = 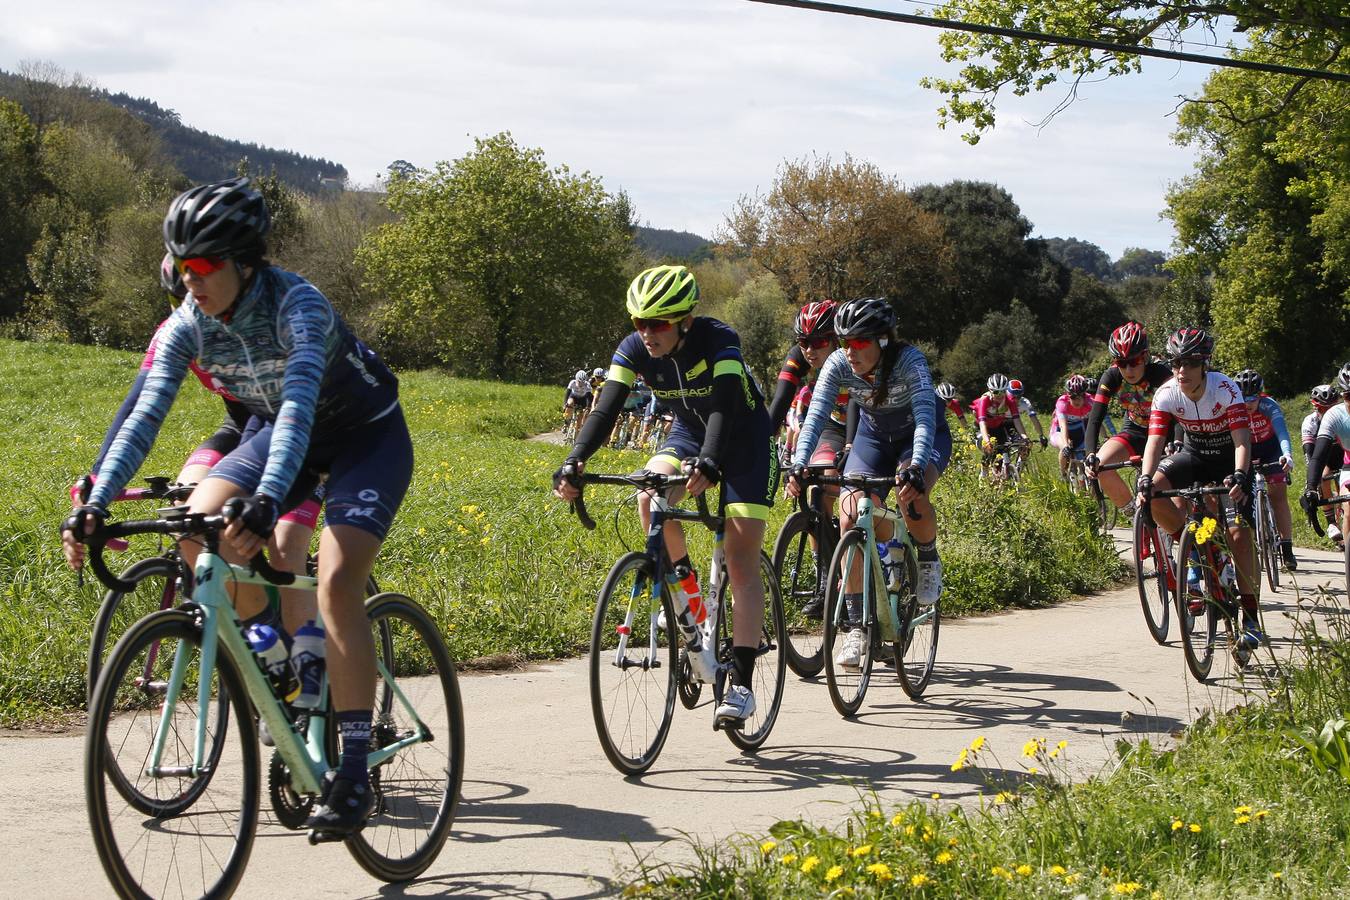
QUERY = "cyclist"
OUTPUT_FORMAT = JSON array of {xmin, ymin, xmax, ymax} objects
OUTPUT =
[
  {"xmin": 1007, "ymin": 379, "xmax": 1047, "ymax": 447},
  {"xmin": 589, "ymin": 367, "xmax": 607, "ymax": 401},
  {"xmin": 1135, "ymin": 328, "xmax": 1260, "ymax": 650},
  {"xmin": 1049, "ymin": 374, "xmax": 1093, "ymax": 481},
  {"xmin": 935, "ymin": 382, "xmax": 967, "ymax": 429},
  {"xmin": 612, "ymin": 375, "xmax": 652, "ymax": 447},
  {"xmin": 1303, "ymin": 366, "xmax": 1350, "ymax": 554},
  {"xmin": 1086, "ymin": 322, "xmax": 1173, "ymax": 515},
  {"xmin": 553, "ymin": 264, "xmax": 772, "ymax": 725},
  {"xmin": 786, "ymin": 297, "xmax": 950, "ymax": 668},
  {"xmin": 767, "ymin": 300, "xmax": 845, "ymax": 505},
  {"xmin": 563, "ymin": 369, "xmax": 592, "ymax": 433},
  {"xmin": 62, "ymin": 177, "xmax": 410, "ymax": 837},
  {"xmin": 1084, "ymin": 376, "xmax": 1118, "ymax": 440},
  {"xmin": 1234, "ymin": 369, "xmax": 1297, "ymax": 570},
  {"xmin": 973, "ymin": 373, "xmax": 1029, "ymax": 474},
  {"xmin": 1301, "ymin": 383, "xmax": 1342, "ymax": 543}
]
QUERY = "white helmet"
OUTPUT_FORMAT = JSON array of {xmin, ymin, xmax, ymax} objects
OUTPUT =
[
  {"xmin": 592, "ymin": 368, "xmax": 605, "ymax": 378},
  {"xmin": 575, "ymin": 369, "xmax": 587, "ymax": 381}
]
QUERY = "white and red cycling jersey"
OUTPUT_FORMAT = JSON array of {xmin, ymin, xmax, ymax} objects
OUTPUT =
[{"xmin": 1148, "ymin": 372, "xmax": 1250, "ymax": 459}]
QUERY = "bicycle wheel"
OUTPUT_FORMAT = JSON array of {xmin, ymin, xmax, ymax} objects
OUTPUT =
[
  {"xmin": 771, "ymin": 509, "xmax": 826, "ymax": 678},
  {"xmin": 1133, "ymin": 509, "xmax": 1171, "ymax": 644},
  {"xmin": 894, "ymin": 542, "xmax": 939, "ymax": 698},
  {"xmin": 87, "ymin": 554, "xmax": 183, "ymax": 706},
  {"xmin": 723, "ymin": 552, "xmax": 787, "ymax": 752},
  {"xmin": 1175, "ymin": 530, "xmax": 1220, "ymax": 682},
  {"xmin": 86, "ymin": 609, "xmax": 258, "ymax": 900},
  {"xmin": 823, "ymin": 529, "xmax": 875, "ymax": 717},
  {"xmin": 1259, "ymin": 494, "xmax": 1280, "ymax": 592},
  {"xmin": 343, "ymin": 593, "xmax": 464, "ymax": 882},
  {"xmin": 589, "ymin": 552, "xmax": 677, "ymax": 775}
]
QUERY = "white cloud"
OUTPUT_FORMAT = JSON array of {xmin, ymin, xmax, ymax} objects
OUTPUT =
[{"xmin": 2, "ymin": 0, "xmax": 1212, "ymax": 257}]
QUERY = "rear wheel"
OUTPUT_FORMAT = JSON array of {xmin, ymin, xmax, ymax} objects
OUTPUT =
[
  {"xmin": 823, "ymin": 529, "xmax": 875, "ymax": 717},
  {"xmin": 1176, "ymin": 530, "xmax": 1220, "ymax": 682},
  {"xmin": 894, "ymin": 543, "xmax": 938, "ymax": 699},
  {"xmin": 771, "ymin": 510, "xmax": 826, "ymax": 678},
  {"xmin": 589, "ymin": 552, "xmax": 676, "ymax": 775},
  {"xmin": 1133, "ymin": 509, "xmax": 1170, "ymax": 644}
]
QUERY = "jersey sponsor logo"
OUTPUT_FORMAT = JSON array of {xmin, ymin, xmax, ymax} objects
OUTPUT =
[
  {"xmin": 684, "ymin": 360, "xmax": 708, "ymax": 380},
  {"xmin": 358, "ymin": 488, "xmax": 380, "ymax": 502},
  {"xmin": 346, "ymin": 351, "xmax": 380, "ymax": 387},
  {"xmin": 653, "ymin": 385, "xmax": 714, "ymax": 400},
  {"xmin": 344, "ymin": 506, "xmax": 378, "ymax": 520}
]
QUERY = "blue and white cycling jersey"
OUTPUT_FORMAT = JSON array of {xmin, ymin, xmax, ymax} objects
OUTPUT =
[
  {"xmin": 792, "ymin": 343, "xmax": 938, "ymax": 469},
  {"xmin": 89, "ymin": 267, "xmax": 399, "ymax": 508},
  {"xmin": 1316, "ymin": 405, "xmax": 1350, "ymax": 451}
]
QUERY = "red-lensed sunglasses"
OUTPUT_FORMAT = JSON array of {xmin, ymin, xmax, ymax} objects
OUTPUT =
[
  {"xmin": 632, "ymin": 317, "xmax": 676, "ymax": 333},
  {"xmin": 175, "ymin": 256, "xmax": 229, "ymax": 278},
  {"xmin": 1116, "ymin": 354, "xmax": 1147, "ymax": 368},
  {"xmin": 843, "ymin": 337, "xmax": 877, "ymax": 351},
  {"xmin": 797, "ymin": 336, "xmax": 836, "ymax": 350}
]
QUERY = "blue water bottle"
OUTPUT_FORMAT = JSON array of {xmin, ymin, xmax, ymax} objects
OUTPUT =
[
  {"xmin": 290, "ymin": 620, "xmax": 327, "ymax": 709},
  {"xmin": 246, "ymin": 623, "xmax": 299, "ymax": 703}
]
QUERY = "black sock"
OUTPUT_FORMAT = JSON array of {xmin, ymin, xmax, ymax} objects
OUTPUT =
[
  {"xmin": 336, "ymin": 709, "xmax": 372, "ymax": 783},
  {"xmin": 915, "ymin": 538, "xmax": 939, "ymax": 563},
  {"xmin": 843, "ymin": 592, "xmax": 863, "ymax": 626},
  {"xmin": 668, "ymin": 555, "xmax": 692, "ymax": 581},
  {"xmin": 732, "ymin": 646, "xmax": 756, "ymax": 687}
]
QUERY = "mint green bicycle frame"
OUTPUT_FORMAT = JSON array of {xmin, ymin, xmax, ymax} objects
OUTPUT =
[{"xmin": 836, "ymin": 488, "xmax": 932, "ymax": 643}]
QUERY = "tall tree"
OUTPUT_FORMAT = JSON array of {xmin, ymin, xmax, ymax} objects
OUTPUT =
[
  {"xmin": 1044, "ymin": 237, "xmax": 1113, "ymax": 281},
  {"xmin": 0, "ymin": 99, "xmax": 42, "ymax": 318},
  {"xmin": 357, "ymin": 132, "xmax": 634, "ymax": 379}
]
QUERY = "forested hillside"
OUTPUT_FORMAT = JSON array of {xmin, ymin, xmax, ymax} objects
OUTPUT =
[{"xmin": 635, "ymin": 226, "xmax": 712, "ymax": 262}]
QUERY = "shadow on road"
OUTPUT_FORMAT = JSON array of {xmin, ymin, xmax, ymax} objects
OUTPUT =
[
  {"xmin": 451, "ymin": 779, "xmax": 665, "ymax": 845},
  {"xmin": 364, "ymin": 868, "xmax": 616, "ymax": 899}
]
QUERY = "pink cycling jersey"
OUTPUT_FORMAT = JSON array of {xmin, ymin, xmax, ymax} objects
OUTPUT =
[
  {"xmin": 1051, "ymin": 394, "xmax": 1093, "ymax": 436},
  {"xmin": 973, "ymin": 392, "xmax": 1020, "ymax": 430},
  {"xmin": 142, "ymin": 318, "xmax": 242, "ymax": 403}
]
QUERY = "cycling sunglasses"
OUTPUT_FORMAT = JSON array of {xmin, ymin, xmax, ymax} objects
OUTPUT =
[
  {"xmin": 175, "ymin": 256, "xmax": 229, "ymax": 278},
  {"xmin": 1116, "ymin": 354, "xmax": 1147, "ymax": 368},
  {"xmin": 1169, "ymin": 357, "xmax": 1205, "ymax": 370},
  {"xmin": 632, "ymin": 317, "xmax": 677, "ymax": 333},
  {"xmin": 797, "ymin": 336, "xmax": 836, "ymax": 350},
  {"xmin": 843, "ymin": 337, "xmax": 876, "ymax": 351}
]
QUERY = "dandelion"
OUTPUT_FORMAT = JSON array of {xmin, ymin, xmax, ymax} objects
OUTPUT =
[
  {"xmin": 1016, "ymin": 864, "xmax": 1033, "ymax": 876},
  {"xmin": 903, "ymin": 824, "xmax": 916, "ymax": 836},
  {"xmin": 993, "ymin": 791, "xmax": 1013, "ymax": 805},
  {"xmin": 869, "ymin": 808, "xmax": 882, "ymax": 819},
  {"xmin": 970, "ymin": 736, "xmax": 986, "ymax": 751},
  {"xmin": 931, "ymin": 792, "xmax": 941, "ymax": 799},
  {"xmin": 951, "ymin": 748, "xmax": 969, "ymax": 771},
  {"xmin": 891, "ymin": 813, "xmax": 905, "ymax": 827},
  {"xmin": 824, "ymin": 865, "xmax": 844, "ymax": 883},
  {"xmin": 935, "ymin": 851, "xmax": 953, "ymax": 865},
  {"xmin": 417, "ymin": 527, "xmax": 427, "ymax": 536},
  {"xmin": 1189, "ymin": 823, "xmax": 1202, "ymax": 833},
  {"xmin": 800, "ymin": 856, "xmax": 820, "ymax": 874},
  {"xmin": 1022, "ymin": 738, "xmax": 1045, "ymax": 758},
  {"xmin": 1028, "ymin": 767, "xmax": 1039, "ymax": 775},
  {"xmin": 991, "ymin": 866, "xmax": 1013, "ymax": 880},
  {"xmin": 1272, "ymin": 872, "xmax": 1282, "ymax": 880},
  {"xmin": 911, "ymin": 873, "xmax": 932, "ymax": 888},
  {"xmin": 1050, "ymin": 865, "xmax": 1067, "ymax": 876},
  {"xmin": 1254, "ymin": 810, "xmax": 1269, "ymax": 820},
  {"xmin": 948, "ymin": 837, "xmax": 959, "ymax": 847},
  {"xmin": 780, "ymin": 853, "xmax": 798, "ymax": 866},
  {"xmin": 1233, "ymin": 805, "xmax": 1253, "ymax": 815},
  {"xmin": 1065, "ymin": 873, "xmax": 1083, "ymax": 884},
  {"xmin": 865, "ymin": 862, "xmax": 893, "ymax": 881},
  {"xmin": 760, "ymin": 840, "xmax": 777, "ymax": 855},
  {"xmin": 1171, "ymin": 819, "xmax": 1184, "ymax": 831},
  {"xmin": 1111, "ymin": 882, "xmax": 1142, "ymax": 895},
  {"xmin": 1234, "ymin": 815, "xmax": 1251, "ymax": 825},
  {"xmin": 850, "ymin": 844, "xmax": 872, "ymax": 858},
  {"xmin": 1057, "ymin": 740, "xmax": 1068, "ymax": 750}
]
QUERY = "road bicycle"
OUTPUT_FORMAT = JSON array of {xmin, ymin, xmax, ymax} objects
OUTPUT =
[
  {"xmin": 980, "ymin": 439, "xmax": 1028, "ymax": 486},
  {"xmin": 645, "ymin": 411, "xmax": 673, "ymax": 452},
  {"xmin": 1149, "ymin": 482, "xmax": 1259, "ymax": 682},
  {"xmin": 1250, "ymin": 461, "xmax": 1286, "ymax": 593},
  {"xmin": 1100, "ymin": 457, "xmax": 1173, "ymax": 645},
  {"xmin": 770, "ymin": 465, "xmax": 838, "ymax": 678},
  {"xmin": 609, "ymin": 409, "xmax": 643, "ymax": 450},
  {"xmin": 819, "ymin": 473, "xmax": 938, "ymax": 715},
  {"xmin": 1064, "ymin": 445, "xmax": 1090, "ymax": 495},
  {"xmin": 78, "ymin": 507, "xmax": 463, "ymax": 898},
  {"xmin": 1089, "ymin": 456, "xmax": 1137, "ymax": 536},
  {"xmin": 1306, "ymin": 489, "xmax": 1350, "ymax": 598},
  {"xmin": 562, "ymin": 404, "xmax": 585, "ymax": 443},
  {"xmin": 566, "ymin": 468, "xmax": 786, "ymax": 775}
]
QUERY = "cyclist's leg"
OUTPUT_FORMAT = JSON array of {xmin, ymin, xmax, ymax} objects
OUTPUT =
[
  {"xmin": 183, "ymin": 470, "xmax": 267, "ymax": 621},
  {"xmin": 809, "ymin": 424, "xmax": 846, "ymax": 518},
  {"xmin": 1149, "ymin": 451, "xmax": 1196, "ymax": 538},
  {"xmin": 637, "ymin": 428, "xmax": 698, "ymax": 564},
  {"xmin": 1049, "ymin": 425, "xmax": 1069, "ymax": 475},
  {"xmin": 1097, "ymin": 428, "xmax": 1144, "ymax": 508},
  {"xmin": 274, "ymin": 492, "xmax": 321, "ymax": 632}
]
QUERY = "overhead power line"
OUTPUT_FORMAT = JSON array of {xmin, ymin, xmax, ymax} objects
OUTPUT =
[{"xmin": 745, "ymin": 0, "xmax": 1350, "ymax": 84}]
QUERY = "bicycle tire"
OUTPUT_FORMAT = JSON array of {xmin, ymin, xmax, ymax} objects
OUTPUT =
[
  {"xmin": 1132, "ymin": 509, "xmax": 1171, "ymax": 644},
  {"xmin": 87, "ymin": 554, "xmax": 183, "ymax": 706},
  {"xmin": 86, "ymin": 609, "xmax": 258, "ymax": 900},
  {"xmin": 894, "ymin": 542, "xmax": 939, "ymax": 698},
  {"xmin": 1259, "ymin": 493, "xmax": 1281, "ymax": 593},
  {"xmin": 823, "ymin": 529, "xmax": 875, "ymax": 717},
  {"xmin": 589, "ymin": 552, "xmax": 677, "ymax": 775},
  {"xmin": 771, "ymin": 509, "xmax": 826, "ymax": 678},
  {"xmin": 343, "ymin": 592, "xmax": 463, "ymax": 882},
  {"xmin": 1175, "ymin": 529, "xmax": 1220, "ymax": 682},
  {"xmin": 723, "ymin": 552, "xmax": 787, "ymax": 752},
  {"xmin": 676, "ymin": 649, "xmax": 702, "ymax": 709}
]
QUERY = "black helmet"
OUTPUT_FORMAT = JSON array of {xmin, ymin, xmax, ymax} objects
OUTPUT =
[
  {"xmin": 159, "ymin": 253, "xmax": 186, "ymax": 300},
  {"xmin": 986, "ymin": 373, "xmax": 1010, "ymax": 393},
  {"xmin": 1311, "ymin": 384, "xmax": 1336, "ymax": 407},
  {"xmin": 1065, "ymin": 374, "xmax": 1089, "ymax": 395},
  {"xmin": 834, "ymin": 297, "xmax": 896, "ymax": 338},
  {"xmin": 1337, "ymin": 363, "xmax": 1350, "ymax": 394},
  {"xmin": 163, "ymin": 177, "xmax": 271, "ymax": 260},
  {"xmin": 1233, "ymin": 369, "xmax": 1263, "ymax": 400},
  {"xmin": 1164, "ymin": 327, "xmax": 1214, "ymax": 361},
  {"xmin": 935, "ymin": 382, "xmax": 957, "ymax": 402}
]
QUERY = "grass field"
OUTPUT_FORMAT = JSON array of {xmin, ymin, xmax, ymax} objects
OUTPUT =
[{"xmin": 4, "ymin": 338, "xmax": 1119, "ymax": 725}]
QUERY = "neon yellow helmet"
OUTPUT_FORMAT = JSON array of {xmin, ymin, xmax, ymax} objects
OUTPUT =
[{"xmin": 626, "ymin": 265, "xmax": 699, "ymax": 320}]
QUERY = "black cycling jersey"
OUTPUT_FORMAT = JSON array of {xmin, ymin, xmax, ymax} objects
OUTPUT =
[{"xmin": 1087, "ymin": 360, "xmax": 1173, "ymax": 450}]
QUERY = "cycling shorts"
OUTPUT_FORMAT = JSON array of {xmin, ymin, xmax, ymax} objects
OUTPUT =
[
  {"xmin": 1155, "ymin": 446, "xmax": 1253, "ymax": 525},
  {"xmin": 844, "ymin": 413, "xmax": 952, "ymax": 496},
  {"xmin": 567, "ymin": 392, "xmax": 592, "ymax": 410},
  {"xmin": 984, "ymin": 422, "xmax": 1021, "ymax": 454},
  {"xmin": 1251, "ymin": 438, "xmax": 1289, "ymax": 484},
  {"xmin": 1107, "ymin": 421, "xmax": 1149, "ymax": 458},
  {"xmin": 647, "ymin": 408, "xmax": 774, "ymax": 520},
  {"xmin": 809, "ymin": 422, "xmax": 846, "ymax": 468},
  {"xmin": 205, "ymin": 406, "xmax": 413, "ymax": 540}
]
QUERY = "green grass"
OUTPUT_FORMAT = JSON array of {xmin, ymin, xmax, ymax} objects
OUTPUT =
[
  {"xmin": 624, "ymin": 601, "xmax": 1350, "ymax": 898},
  {"xmin": 0, "ymin": 339, "xmax": 1120, "ymax": 726}
]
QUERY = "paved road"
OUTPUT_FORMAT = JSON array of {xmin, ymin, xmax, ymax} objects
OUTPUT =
[{"xmin": 5, "ymin": 533, "xmax": 1344, "ymax": 899}]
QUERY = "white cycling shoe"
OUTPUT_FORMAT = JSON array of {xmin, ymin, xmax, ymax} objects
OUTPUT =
[
  {"xmin": 714, "ymin": 684, "xmax": 756, "ymax": 722},
  {"xmin": 835, "ymin": 628, "xmax": 865, "ymax": 669}
]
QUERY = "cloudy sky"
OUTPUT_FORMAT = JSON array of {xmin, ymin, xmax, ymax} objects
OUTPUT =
[{"xmin": 2, "ymin": 0, "xmax": 1216, "ymax": 258}]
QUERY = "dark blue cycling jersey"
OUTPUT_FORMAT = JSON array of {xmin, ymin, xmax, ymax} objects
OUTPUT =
[{"xmin": 89, "ymin": 267, "xmax": 399, "ymax": 508}]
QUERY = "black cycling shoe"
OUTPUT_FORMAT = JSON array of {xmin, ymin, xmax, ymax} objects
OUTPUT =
[
  {"xmin": 800, "ymin": 596, "xmax": 824, "ymax": 620},
  {"xmin": 1281, "ymin": 544, "xmax": 1298, "ymax": 572},
  {"xmin": 305, "ymin": 773, "xmax": 374, "ymax": 840}
]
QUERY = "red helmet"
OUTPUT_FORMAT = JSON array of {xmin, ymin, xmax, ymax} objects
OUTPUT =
[
  {"xmin": 1108, "ymin": 321, "xmax": 1148, "ymax": 360},
  {"xmin": 794, "ymin": 299, "xmax": 837, "ymax": 340}
]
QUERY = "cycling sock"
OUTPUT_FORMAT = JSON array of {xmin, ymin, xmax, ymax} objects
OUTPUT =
[
  {"xmin": 667, "ymin": 555, "xmax": 692, "ymax": 581},
  {"xmin": 915, "ymin": 538, "xmax": 939, "ymax": 563},
  {"xmin": 336, "ymin": 709, "xmax": 373, "ymax": 783},
  {"xmin": 732, "ymin": 645, "xmax": 756, "ymax": 687},
  {"xmin": 843, "ymin": 592, "xmax": 863, "ymax": 626}
]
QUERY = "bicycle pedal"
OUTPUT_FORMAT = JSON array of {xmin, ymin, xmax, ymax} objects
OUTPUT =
[
  {"xmin": 306, "ymin": 827, "xmax": 351, "ymax": 845},
  {"xmin": 713, "ymin": 714, "xmax": 746, "ymax": 732}
]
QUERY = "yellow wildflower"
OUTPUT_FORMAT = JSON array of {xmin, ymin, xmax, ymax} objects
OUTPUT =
[
  {"xmin": 1050, "ymin": 865, "xmax": 1067, "ymax": 876},
  {"xmin": 970, "ymin": 736, "xmax": 986, "ymax": 751},
  {"xmin": 850, "ymin": 844, "xmax": 872, "ymax": 858},
  {"xmin": 1066, "ymin": 873, "xmax": 1083, "ymax": 884},
  {"xmin": 991, "ymin": 866, "xmax": 1013, "ymax": 880},
  {"xmin": 800, "ymin": 856, "xmax": 820, "ymax": 874},
  {"xmin": 1028, "ymin": 767, "xmax": 1039, "ymax": 775},
  {"xmin": 1111, "ymin": 883, "xmax": 1142, "ymax": 895},
  {"xmin": 951, "ymin": 748, "xmax": 969, "ymax": 771},
  {"xmin": 1189, "ymin": 823, "xmax": 1202, "ymax": 833},
  {"xmin": 911, "ymin": 873, "xmax": 932, "ymax": 888},
  {"xmin": 935, "ymin": 851, "xmax": 953, "ymax": 865},
  {"xmin": 1171, "ymin": 819, "xmax": 1184, "ymax": 831},
  {"xmin": 760, "ymin": 840, "xmax": 777, "ymax": 855},
  {"xmin": 931, "ymin": 792, "xmax": 941, "ymax": 799},
  {"xmin": 780, "ymin": 854, "xmax": 798, "ymax": 866},
  {"xmin": 948, "ymin": 837, "xmax": 959, "ymax": 847},
  {"xmin": 993, "ymin": 791, "xmax": 1013, "ymax": 805},
  {"xmin": 824, "ymin": 865, "xmax": 844, "ymax": 883},
  {"xmin": 1057, "ymin": 740, "xmax": 1068, "ymax": 750},
  {"xmin": 868, "ymin": 809, "xmax": 881, "ymax": 819},
  {"xmin": 1233, "ymin": 805, "xmax": 1253, "ymax": 815},
  {"xmin": 1254, "ymin": 810, "xmax": 1269, "ymax": 820},
  {"xmin": 865, "ymin": 862, "xmax": 893, "ymax": 881},
  {"xmin": 1272, "ymin": 872, "xmax": 1282, "ymax": 880},
  {"xmin": 1022, "ymin": 738, "xmax": 1045, "ymax": 758},
  {"xmin": 1234, "ymin": 815, "xmax": 1251, "ymax": 825},
  {"xmin": 891, "ymin": 813, "xmax": 905, "ymax": 827},
  {"xmin": 1016, "ymin": 864, "xmax": 1033, "ymax": 876}
]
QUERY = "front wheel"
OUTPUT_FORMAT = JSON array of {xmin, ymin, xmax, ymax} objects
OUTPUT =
[
  {"xmin": 823, "ymin": 529, "xmax": 875, "ymax": 717},
  {"xmin": 894, "ymin": 544, "xmax": 939, "ymax": 699},
  {"xmin": 346, "ymin": 592, "xmax": 465, "ymax": 882},
  {"xmin": 1258, "ymin": 493, "xmax": 1280, "ymax": 593},
  {"xmin": 589, "ymin": 552, "xmax": 677, "ymax": 775},
  {"xmin": 1133, "ymin": 509, "xmax": 1171, "ymax": 644},
  {"xmin": 771, "ymin": 510, "xmax": 826, "ymax": 678},
  {"xmin": 722, "ymin": 552, "xmax": 787, "ymax": 752},
  {"xmin": 1175, "ymin": 530, "xmax": 1220, "ymax": 682}
]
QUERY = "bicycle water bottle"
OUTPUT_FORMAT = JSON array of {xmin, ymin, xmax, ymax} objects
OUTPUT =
[
  {"xmin": 290, "ymin": 620, "xmax": 326, "ymax": 709},
  {"xmin": 246, "ymin": 623, "xmax": 300, "ymax": 704},
  {"xmin": 1219, "ymin": 554, "xmax": 1238, "ymax": 594},
  {"xmin": 885, "ymin": 538, "xmax": 904, "ymax": 591},
  {"xmin": 668, "ymin": 564, "xmax": 707, "ymax": 650}
]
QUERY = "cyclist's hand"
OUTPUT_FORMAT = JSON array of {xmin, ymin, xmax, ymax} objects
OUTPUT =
[
  {"xmin": 61, "ymin": 504, "xmax": 107, "ymax": 570},
  {"xmin": 1225, "ymin": 469, "xmax": 1251, "ymax": 506},
  {"xmin": 222, "ymin": 494, "xmax": 277, "ymax": 558},
  {"xmin": 552, "ymin": 457, "xmax": 584, "ymax": 501},
  {"xmin": 70, "ymin": 473, "xmax": 95, "ymax": 506},
  {"xmin": 785, "ymin": 464, "xmax": 806, "ymax": 498},
  {"xmin": 895, "ymin": 464, "xmax": 926, "ymax": 502},
  {"xmin": 1300, "ymin": 488, "xmax": 1323, "ymax": 530},
  {"xmin": 1039, "ymin": 436, "xmax": 1049, "ymax": 449},
  {"xmin": 1164, "ymin": 440, "xmax": 1184, "ymax": 456},
  {"xmin": 1085, "ymin": 452, "xmax": 1100, "ymax": 475},
  {"xmin": 683, "ymin": 456, "xmax": 720, "ymax": 497},
  {"xmin": 1279, "ymin": 455, "xmax": 1292, "ymax": 474}
]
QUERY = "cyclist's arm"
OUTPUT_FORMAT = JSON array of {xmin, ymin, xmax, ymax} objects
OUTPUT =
[
  {"xmin": 1010, "ymin": 402, "xmax": 1027, "ymax": 438},
  {"xmin": 766, "ymin": 346, "xmax": 809, "ymax": 433},
  {"xmin": 1305, "ymin": 436, "xmax": 1337, "ymax": 492},
  {"xmin": 1263, "ymin": 398, "xmax": 1294, "ymax": 459},
  {"xmin": 1232, "ymin": 425, "xmax": 1253, "ymax": 476},
  {"xmin": 259, "ymin": 288, "xmax": 331, "ymax": 505},
  {"xmin": 696, "ymin": 365, "xmax": 746, "ymax": 463},
  {"xmin": 91, "ymin": 367, "xmax": 149, "ymax": 476},
  {"xmin": 791, "ymin": 354, "xmax": 844, "ymax": 467},
  {"xmin": 901, "ymin": 347, "xmax": 938, "ymax": 471},
  {"xmin": 1143, "ymin": 404, "xmax": 1176, "ymax": 480}
]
